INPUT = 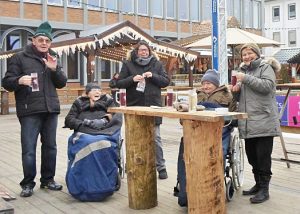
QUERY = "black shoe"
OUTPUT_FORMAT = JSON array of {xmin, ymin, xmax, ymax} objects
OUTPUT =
[
  {"xmin": 158, "ymin": 169, "xmax": 168, "ymax": 179},
  {"xmin": 250, "ymin": 189, "xmax": 269, "ymax": 204},
  {"xmin": 40, "ymin": 181, "xmax": 63, "ymax": 191},
  {"xmin": 242, "ymin": 184, "xmax": 259, "ymax": 196},
  {"xmin": 20, "ymin": 186, "xmax": 33, "ymax": 197}
]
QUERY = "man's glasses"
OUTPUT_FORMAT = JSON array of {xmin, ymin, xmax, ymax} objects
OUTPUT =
[{"xmin": 36, "ymin": 38, "xmax": 51, "ymax": 44}]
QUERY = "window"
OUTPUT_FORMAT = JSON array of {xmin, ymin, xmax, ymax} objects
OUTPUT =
[
  {"xmin": 48, "ymin": 0, "xmax": 62, "ymax": 5},
  {"xmin": 6, "ymin": 34, "xmax": 21, "ymax": 51},
  {"xmin": 23, "ymin": 0, "xmax": 41, "ymax": 3},
  {"xmin": 202, "ymin": 0, "xmax": 212, "ymax": 20},
  {"xmin": 272, "ymin": 6, "xmax": 280, "ymax": 22},
  {"xmin": 227, "ymin": 0, "xmax": 233, "ymax": 17},
  {"xmin": 105, "ymin": 0, "xmax": 117, "ymax": 12},
  {"xmin": 66, "ymin": 51, "xmax": 79, "ymax": 80},
  {"xmin": 87, "ymin": 0, "xmax": 101, "ymax": 10},
  {"xmin": 122, "ymin": 0, "xmax": 134, "ymax": 13},
  {"xmin": 288, "ymin": 30, "xmax": 296, "ymax": 47},
  {"xmin": 137, "ymin": 0, "xmax": 148, "ymax": 15},
  {"xmin": 242, "ymin": 0, "xmax": 253, "ymax": 27},
  {"xmin": 273, "ymin": 32, "xmax": 280, "ymax": 43},
  {"xmin": 67, "ymin": 0, "xmax": 81, "ymax": 8},
  {"xmin": 233, "ymin": 0, "xmax": 241, "ymax": 21},
  {"xmin": 288, "ymin": 3, "xmax": 296, "ymax": 19},
  {"xmin": 152, "ymin": 0, "xmax": 163, "ymax": 17},
  {"xmin": 99, "ymin": 60, "xmax": 120, "ymax": 81},
  {"xmin": 253, "ymin": 1, "xmax": 261, "ymax": 28},
  {"xmin": 166, "ymin": 0, "xmax": 175, "ymax": 18},
  {"xmin": 178, "ymin": 0, "xmax": 188, "ymax": 20},
  {"xmin": 190, "ymin": 0, "xmax": 199, "ymax": 21}
]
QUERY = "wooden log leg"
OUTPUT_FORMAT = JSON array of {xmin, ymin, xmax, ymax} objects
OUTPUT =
[
  {"xmin": 124, "ymin": 114, "xmax": 157, "ymax": 209},
  {"xmin": 182, "ymin": 120, "xmax": 225, "ymax": 214}
]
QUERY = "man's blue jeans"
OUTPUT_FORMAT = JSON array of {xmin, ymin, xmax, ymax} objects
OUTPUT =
[{"xmin": 18, "ymin": 113, "xmax": 58, "ymax": 188}]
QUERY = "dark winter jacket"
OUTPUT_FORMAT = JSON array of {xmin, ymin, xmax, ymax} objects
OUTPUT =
[
  {"xmin": 64, "ymin": 94, "xmax": 122, "ymax": 135},
  {"xmin": 116, "ymin": 50, "xmax": 170, "ymax": 125},
  {"xmin": 2, "ymin": 44, "xmax": 67, "ymax": 117}
]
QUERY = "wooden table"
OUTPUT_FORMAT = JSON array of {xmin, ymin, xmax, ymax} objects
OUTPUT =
[
  {"xmin": 108, "ymin": 106, "xmax": 247, "ymax": 214},
  {"xmin": 276, "ymin": 83, "xmax": 300, "ymax": 166}
]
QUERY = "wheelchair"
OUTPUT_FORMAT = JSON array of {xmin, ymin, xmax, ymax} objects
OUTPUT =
[{"xmin": 224, "ymin": 127, "xmax": 245, "ymax": 201}]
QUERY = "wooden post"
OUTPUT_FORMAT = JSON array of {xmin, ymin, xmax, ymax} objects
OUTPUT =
[
  {"xmin": 124, "ymin": 114, "xmax": 157, "ymax": 209},
  {"xmin": 183, "ymin": 119, "xmax": 225, "ymax": 214},
  {"xmin": 1, "ymin": 90, "xmax": 9, "ymax": 115}
]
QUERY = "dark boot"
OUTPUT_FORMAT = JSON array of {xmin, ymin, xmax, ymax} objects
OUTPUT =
[
  {"xmin": 250, "ymin": 175, "xmax": 271, "ymax": 204},
  {"xmin": 242, "ymin": 174, "xmax": 260, "ymax": 196}
]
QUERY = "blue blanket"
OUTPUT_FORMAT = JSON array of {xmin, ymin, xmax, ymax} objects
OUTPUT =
[{"xmin": 66, "ymin": 130, "xmax": 120, "ymax": 201}]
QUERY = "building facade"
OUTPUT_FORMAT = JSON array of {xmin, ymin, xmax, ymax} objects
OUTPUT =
[
  {"xmin": 0, "ymin": 0, "xmax": 263, "ymax": 87},
  {"xmin": 264, "ymin": 0, "xmax": 300, "ymax": 57}
]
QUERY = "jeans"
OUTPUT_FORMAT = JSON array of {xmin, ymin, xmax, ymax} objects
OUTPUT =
[
  {"xmin": 155, "ymin": 125, "xmax": 166, "ymax": 172},
  {"xmin": 18, "ymin": 113, "xmax": 58, "ymax": 188}
]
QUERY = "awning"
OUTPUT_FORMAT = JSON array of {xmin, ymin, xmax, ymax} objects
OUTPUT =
[
  {"xmin": 273, "ymin": 48, "xmax": 300, "ymax": 64},
  {"xmin": 0, "ymin": 20, "xmax": 199, "ymax": 62}
]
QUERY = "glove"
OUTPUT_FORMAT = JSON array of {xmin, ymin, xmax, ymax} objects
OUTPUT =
[
  {"xmin": 83, "ymin": 119, "xmax": 92, "ymax": 126},
  {"xmin": 89, "ymin": 118, "xmax": 108, "ymax": 130}
]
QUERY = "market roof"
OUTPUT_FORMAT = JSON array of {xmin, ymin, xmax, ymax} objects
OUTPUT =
[
  {"xmin": 287, "ymin": 51, "xmax": 300, "ymax": 64},
  {"xmin": 171, "ymin": 16, "xmax": 242, "ymax": 47},
  {"xmin": 273, "ymin": 48, "xmax": 300, "ymax": 64},
  {"xmin": 0, "ymin": 20, "xmax": 199, "ymax": 62}
]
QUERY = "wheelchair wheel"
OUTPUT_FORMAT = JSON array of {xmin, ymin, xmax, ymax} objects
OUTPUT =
[
  {"xmin": 231, "ymin": 134, "xmax": 245, "ymax": 190},
  {"xmin": 118, "ymin": 138, "xmax": 126, "ymax": 178},
  {"xmin": 115, "ymin": 173, "xmax": 121, "ymax": 191},
  {"xmin": 225, "ymin": 179, "xmax": 234, "ymax": 202}
]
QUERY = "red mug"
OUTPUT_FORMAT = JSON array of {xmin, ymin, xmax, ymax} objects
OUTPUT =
[
  {"xmin": 166, "ymin": 89, "xmax": 177, "ymax": 107},
  {"xmin": 116, "ymin": 89, "xmax": 126, "ymax": 106},
  {"xmin": 231, "ymin": 70, "xmax": 237, "ymax": 86}
]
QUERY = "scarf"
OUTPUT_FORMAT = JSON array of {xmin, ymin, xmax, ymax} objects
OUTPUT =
[{"xmin": 135, "ymin": 55, "xmax": 153, "ymax": 66}]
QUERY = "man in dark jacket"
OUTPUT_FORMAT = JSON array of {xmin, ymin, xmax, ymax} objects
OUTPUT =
[
  {"xmin": 2, "ymin": 21, "xmax": 67, "ymax": 197},
  {"xmin": 116, "ymin": 41, "xmax": 170, "ymax": 179}
]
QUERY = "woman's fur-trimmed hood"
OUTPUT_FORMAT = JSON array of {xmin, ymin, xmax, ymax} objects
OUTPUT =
[{"xmin": 239, "ymin": 57, "xmax": 281, "ymax": 73}]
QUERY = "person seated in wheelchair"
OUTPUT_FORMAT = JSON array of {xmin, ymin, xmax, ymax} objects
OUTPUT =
[
  {"xmin": 197, "ymin": 69, "xmax": 237, "ymax": 164},
  {"xmin": 64, "ymin": 83, "xmax": 122, "ymax": 135},
  {"xmin": 64, "ymin": 83, "xmax": 123, "ymax": 202}
]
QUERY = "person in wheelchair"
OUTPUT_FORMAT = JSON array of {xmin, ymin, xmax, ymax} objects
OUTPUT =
[
  {"xmin": 64, "ymin": 83, "xmax": 122, "ymax": 135},
  {"xmin": 64, "ymin": 83, "xmax": 123, "ymax": 202},
  {"xmin": 175, "ymin": 69, "xmax": 237, "ymax": 206},
  {"xmin": 197, "ymin": 69, "xmax": 237, "ymax": 164}
]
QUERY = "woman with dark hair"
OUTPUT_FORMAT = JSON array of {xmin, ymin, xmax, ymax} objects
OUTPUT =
[{"xmin": 116, "ymin": 41, "xmax": 170, "ymax": 179}]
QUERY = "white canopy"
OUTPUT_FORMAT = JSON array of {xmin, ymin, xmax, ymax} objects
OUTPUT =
[{"xmin": 187, "ymin": 28, "xmax": 281, "ymax": 48}]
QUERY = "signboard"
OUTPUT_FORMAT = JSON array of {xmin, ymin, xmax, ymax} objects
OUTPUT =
[
  {"xmin": 287, "ymin": 96, "xmax": 300, "ymax": 127},
  {"xmin": 276, "ymin": 96, "xmax": 288, "ymax": 126},
  {"xmin": 276, "ymin": 95, "xmax": 300, "ymax": 127},
  {"xmin": 212, "ymin": 0, "xmax": 219, "ymax": 71}
]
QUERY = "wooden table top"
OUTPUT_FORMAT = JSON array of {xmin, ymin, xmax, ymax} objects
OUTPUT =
[{"xmin": 108, "ymin": 106, "xmax": 247, "ymax": 122}]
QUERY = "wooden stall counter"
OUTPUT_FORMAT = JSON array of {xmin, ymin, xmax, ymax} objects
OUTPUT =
[{"xmin": 108, "ymin": 106, "xmax": 247, "ymax": 214}]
